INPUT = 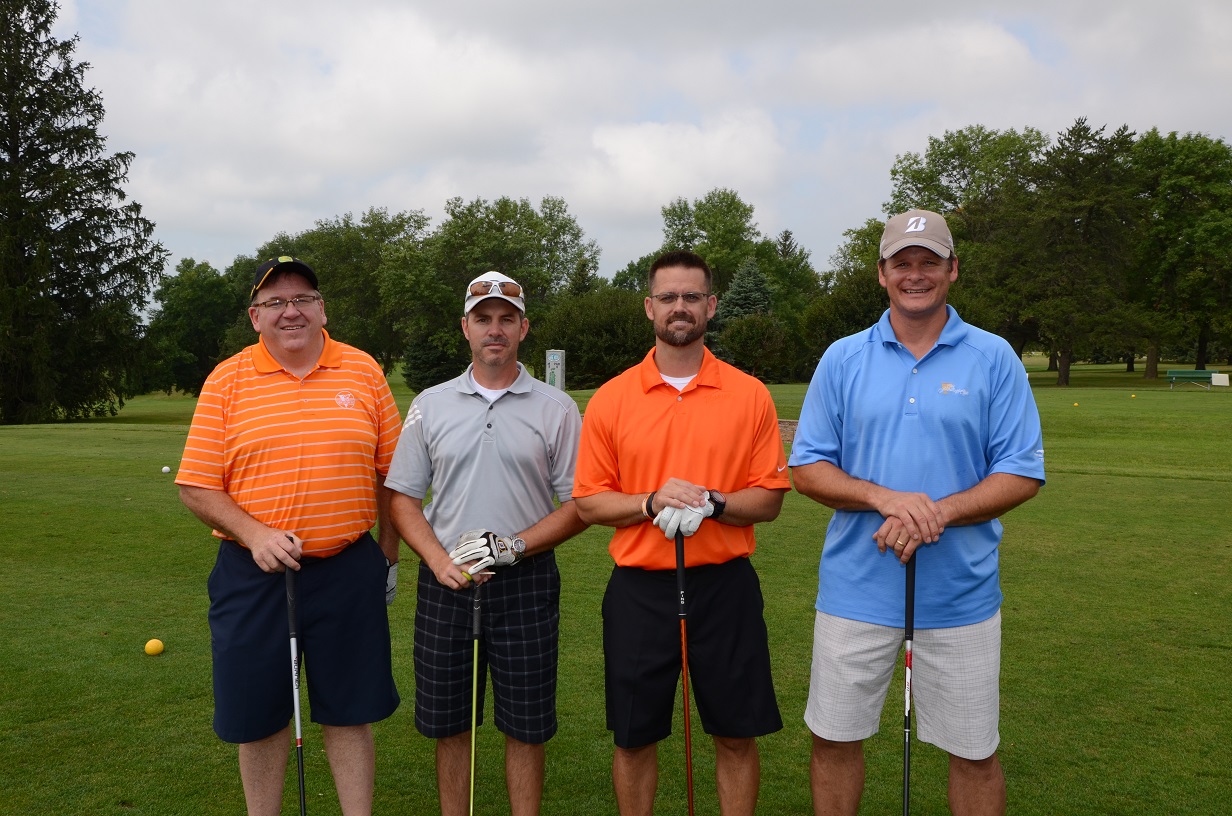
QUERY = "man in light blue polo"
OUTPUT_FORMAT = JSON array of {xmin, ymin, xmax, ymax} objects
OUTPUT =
[
  {"xmin": 789, "ymin": 209, "xmax": 1044, "ymax": 816},
  {"xmin": 386, "ymin": 271, "xmax": 586, "ymax": 816}
]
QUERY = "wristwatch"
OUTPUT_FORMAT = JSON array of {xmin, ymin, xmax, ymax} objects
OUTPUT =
[
  {"xmin": 708, "ymin": 490, "xmax": 726, "ymax": 520},
  {"xmin": 511, "ymin": 536, "xmax": 527, "ymax": 563}
]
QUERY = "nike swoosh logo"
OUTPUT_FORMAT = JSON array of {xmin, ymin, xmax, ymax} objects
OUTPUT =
[{"xmin": 778, "ymin": 465, "xmax": 787, "ymax": 472}]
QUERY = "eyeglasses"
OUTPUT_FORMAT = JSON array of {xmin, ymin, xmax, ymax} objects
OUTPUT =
[
  {"xmin": 468, "ymin": 280, "xmax": 523, "ymax": 298},
  {"xmin": 254, "ymin": 295, "xmax": 322, "ymax": 311},
  {"xmin": 649, "ymin": 291, "xmax": 710, "ymax": 306}
]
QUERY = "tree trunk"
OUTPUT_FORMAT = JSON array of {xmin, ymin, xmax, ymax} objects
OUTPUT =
[
  {"xmin": 1124, "ymin": 352, "xmax": 1135, "ymax": 373},
  {"xmin": 1056, "ymin": 349, "xmax": 1072, "ymax": 386},
  {"xmin": 1145, "ymin": 343, "xmax": 1159, "ymax": 379},
  {"xmin": 1048, "ymin": 351, "xmax": 1058, "ymax": 372},
  {"xmin": 1195, "ymin": 322, "xmax": 1210, "ymax": 370}
]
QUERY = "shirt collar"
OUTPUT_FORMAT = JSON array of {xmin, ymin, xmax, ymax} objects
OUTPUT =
[
  {"xmin": 253, "ymin": 329, "xmax": 341, "ymax": 374},
  {"xmin": 637, "ymin": 346, "xmax": 723, "ymax": 394},
  {"xmin": 874, "ymin": 306, "xmax": 968, "ymax": 349},
  {"xmin": 459, "ymin": 362, "xmax": 531, "ymax": 395}
]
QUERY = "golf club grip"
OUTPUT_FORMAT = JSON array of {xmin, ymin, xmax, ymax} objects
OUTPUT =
[
  {"xmin": 472, "ymin": 582, "xmax": 482, "ymax": 638},
  {"xmin": 286, "ymin": 568, "xmax": 299, "ymax": 638},
  {"xmin": 675, "ymin": 531, "xmax": 686, "ymax": 619},
  {"xmin": 904, "ymin": 555, "xmax": 916, "ymax": 637}
]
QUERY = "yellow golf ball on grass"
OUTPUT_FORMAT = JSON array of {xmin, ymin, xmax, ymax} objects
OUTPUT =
[{"xmin": 145, "ymin": 638, "xmax": 164, "ymax": 656}]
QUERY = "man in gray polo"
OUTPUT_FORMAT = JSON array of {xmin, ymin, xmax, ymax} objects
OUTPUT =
[{"xmin": 386, "ymin": 271, "xmax": 587, "ymax": 816}]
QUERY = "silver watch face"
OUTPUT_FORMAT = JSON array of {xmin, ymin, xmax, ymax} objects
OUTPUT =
[{"xmin": 513, "ymin": 537, "xmax": 526, "ymax": 553}]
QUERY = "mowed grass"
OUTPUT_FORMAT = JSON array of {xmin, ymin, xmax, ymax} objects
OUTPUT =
[{"xmin": 0, "ymin": 367, "xmax": 1229, "ymax": 814}]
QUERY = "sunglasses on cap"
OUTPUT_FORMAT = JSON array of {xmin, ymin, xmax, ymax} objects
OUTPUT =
[{"xmin": 468, "ymin": 280, "xmax": 523, "ymax": 298}]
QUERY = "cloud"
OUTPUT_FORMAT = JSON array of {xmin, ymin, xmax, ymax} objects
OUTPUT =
[{"xmin": 49, "ymin": 0, "xmax": 1232, "ymax": 276}]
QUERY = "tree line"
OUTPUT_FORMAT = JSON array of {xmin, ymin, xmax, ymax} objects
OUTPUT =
[{"xmin": 3, "ymin": 0, "xmax": 1230, "ymax": 423}]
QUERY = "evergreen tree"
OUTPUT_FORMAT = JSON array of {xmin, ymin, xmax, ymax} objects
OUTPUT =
[{"xmin": 0, "ymin": 0, "xmax": 167, "ymax": 422}]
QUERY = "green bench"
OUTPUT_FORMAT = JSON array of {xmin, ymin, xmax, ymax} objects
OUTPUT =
[{"xmin": 1166, "ymin": 369, "xmax": 1215, "ymax": 390}]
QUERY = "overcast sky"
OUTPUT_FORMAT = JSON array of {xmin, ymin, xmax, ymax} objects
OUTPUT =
[{"xmin": 52, "ymin": 0, "xmax": 1232, "ymax": 280}]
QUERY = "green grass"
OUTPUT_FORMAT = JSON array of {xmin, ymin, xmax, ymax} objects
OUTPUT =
[{"xmin": 1, "ymin": 368, "xmax": 1230, "ymax": 814}]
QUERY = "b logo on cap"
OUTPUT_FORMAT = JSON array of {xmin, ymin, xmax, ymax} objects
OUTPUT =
[{"xmin": 906, "ymin": 216, "xmax": 928, "ymax": 233}]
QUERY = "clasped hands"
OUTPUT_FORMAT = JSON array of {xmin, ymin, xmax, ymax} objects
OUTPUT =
[
  {"xmin": 874, "ymin": 489, "xmax": 946, "ymax": 563},
  {"xmin": 651, "ymin": 479, "xmax": 716, "ymax": 539}
]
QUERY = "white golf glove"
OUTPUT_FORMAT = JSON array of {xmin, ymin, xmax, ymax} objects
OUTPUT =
[
  {"xmin": 653, "ymin": 492, "xmax": 714, "ymax": 539},
  {"xmin": 385, "ymin": 559, "xmax": 398, "ymax": 605},
  {"xmin": 452, "ymin": 530, "xmax": 497, "ymax": 575}
]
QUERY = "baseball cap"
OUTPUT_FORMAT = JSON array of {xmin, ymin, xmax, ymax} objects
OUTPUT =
[
  {"xmin": 251, "ymin": 256, "xmax": 319, "ymax": 299},
  {"xmin": 879, "ymin": 209, "xmax": 954, "ymax": 260},
  {"xmin": 463, "ymin": 271, "xmax": 526, "ymax": 315}
]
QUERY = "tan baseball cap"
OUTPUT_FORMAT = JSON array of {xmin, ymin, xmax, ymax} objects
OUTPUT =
[{"xmin": 879, "ymin": 209, "xmax": 954, "ymax": 260}]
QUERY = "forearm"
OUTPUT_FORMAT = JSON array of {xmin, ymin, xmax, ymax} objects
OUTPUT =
[
  {"xmin": 515, "ymin": 500, "xmax": 588, "ymax": 557},
  {"xmin": 574, "ymin": 491, "xmax": 649, "ymax": 529},
  {"xmin": 178, "ymin": 484, "xmax": 269, "ymax": 546},
  {"xmin": 387, "ymin": 492, "xmax": 451, "ymax": 574},
  {"xmin": 936, "ymin": 473, "xmax": 1041, "ymax": 527},
  {"xmin": 375, "ymin": 478, "xmax": 400, "ymax": 563},
  {"xmin": 714, "ymin": 486, "xmax": 786, "ymax": 527},
  {"xmin": 790, "ymin": 461, "xmax": 889, "ymax": 512}
]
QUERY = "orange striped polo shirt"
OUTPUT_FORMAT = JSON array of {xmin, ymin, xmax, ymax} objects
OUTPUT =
[{"xmin": 176, "ymin": 331, "xmax": 402, "ymax": 557}]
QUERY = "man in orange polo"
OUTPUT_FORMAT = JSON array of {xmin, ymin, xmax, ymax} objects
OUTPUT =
[
  {"xmin": 177, "ymin": 256, "xmax": 401, "ymax": 816},
  {"xmin": 573, "ymin": 249, "xmax": 790, "ymax": 816}
]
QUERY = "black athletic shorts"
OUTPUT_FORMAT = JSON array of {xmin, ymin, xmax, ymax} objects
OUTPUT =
[
  {"xmin": 208, "ymin": 534, "xmax": 400, "ymax": 744},
  {"xmin": 413, "ymin": 552, "xmax": 561, "ymax": 744},
  {"xmin": 603, "ymin": 556, "xmax": 783, "ymax": 749}
]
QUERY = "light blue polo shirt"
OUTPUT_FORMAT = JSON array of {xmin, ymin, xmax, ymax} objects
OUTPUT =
[
  {"xmin": 385, "ymin": 363, "xmax": 581, "ymax": 552},
  {"xmin": 789, "ymin": 307, "xmax": 1045, "ymax": 628}
]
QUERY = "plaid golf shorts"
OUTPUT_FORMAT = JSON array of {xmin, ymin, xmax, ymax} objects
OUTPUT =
[{"xmin": 413, "ymin": 553, "xmax": 561, "ymax": 744}]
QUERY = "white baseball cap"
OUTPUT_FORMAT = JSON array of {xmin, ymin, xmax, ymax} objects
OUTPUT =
[{"xmin": 463, "ymin": 271, "xmax": 526, "ymax": 315}]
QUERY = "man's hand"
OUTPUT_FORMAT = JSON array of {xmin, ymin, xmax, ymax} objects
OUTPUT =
[
  {"xmin": 248, "ymin": 529, "xmax": 303, "ymax": 573},
  {"xmin": 385, "ymin": 559, "xmax": 398, "ymax": 604}
]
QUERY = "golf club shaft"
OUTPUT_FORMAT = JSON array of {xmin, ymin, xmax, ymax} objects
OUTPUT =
[
  {"xmin": 674, "ymin": 531, "xmax": 695, "ymax": 816},
  {"xmin": 286, "ymin": 567, "xmax": 307, "ymax": 816},
  {"xmin": 903, "ymin": 554, "xmax": 916, "ymax": 816},
  {"xmin": 470, "ymin": 582, "xmax": 482, "ymax": 816}
]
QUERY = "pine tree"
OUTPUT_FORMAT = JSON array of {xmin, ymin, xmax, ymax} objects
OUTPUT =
[{"xmin": 0, "ymin": 0, "xmax": 167, "ymax": 422}]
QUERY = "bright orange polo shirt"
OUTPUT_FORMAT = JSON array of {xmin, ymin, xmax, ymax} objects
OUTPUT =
[
  {"xmin": 574, "ymin": 346, "xmax": 790, "ymax": 569},
  {"xmin": 176, "ymin": 331, "xmax": 402, "ymax": 557}
]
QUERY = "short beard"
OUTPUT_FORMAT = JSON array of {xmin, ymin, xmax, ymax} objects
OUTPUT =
[{"xmin": 655, "ymin": 314, "xmax": 707, "ymax": 347}]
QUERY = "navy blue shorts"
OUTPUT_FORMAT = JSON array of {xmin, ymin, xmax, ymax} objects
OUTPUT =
[
  {"xmin": 603, "ymin": 557, "xmax": 783, "ymax": 749},
  {"xmin": 413, "ymin": 553, "xmax": 560, "ymax": 744},
  {"xmin": 208, "ymin": 534, "xmax": 399, "ymax": 744}
]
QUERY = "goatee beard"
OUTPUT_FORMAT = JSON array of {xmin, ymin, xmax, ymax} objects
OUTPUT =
[{"xmin": 655, "ymin": 315, "xmax": 707, "ymax": 347}]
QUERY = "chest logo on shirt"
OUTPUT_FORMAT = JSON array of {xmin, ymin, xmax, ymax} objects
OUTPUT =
[
  {"xmin": 335, "ymin": 391, "xmax": 357, "ymax": 409},
  {"xmin": 938, "ymin": 382, "xmax": 969, "ymax": 396}
]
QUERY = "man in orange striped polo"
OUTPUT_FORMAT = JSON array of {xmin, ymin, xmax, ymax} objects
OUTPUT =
[{"xmin": 177, "ymin": 256, "xmax": 401, "ymax": 816}]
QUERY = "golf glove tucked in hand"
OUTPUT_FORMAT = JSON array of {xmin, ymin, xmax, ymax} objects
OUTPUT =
[
  {"xmin": 452, "ymin": 530, "xmax": 523, "ymax": 573},
  {"xmin": 385, "ymin": 559, "xmax": 398, "ymax": 605},
  {"xmin": 653, "ymin": 492, "xmax": 714, "ymax": 539},
  {"xmin": 452, "ymin": 530, "xmax": 497, "ymax": 574}
]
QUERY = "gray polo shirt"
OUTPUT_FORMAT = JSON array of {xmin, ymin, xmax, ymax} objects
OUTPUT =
[{"xmin": 385, "ymin": 363, "xmax": 581, "ymax": 553}]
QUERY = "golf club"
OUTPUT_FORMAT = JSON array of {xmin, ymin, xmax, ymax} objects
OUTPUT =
[
  {"xmin": 469, "ymin": 582, "xmax": 483, "ymax": 816},
  {"xmin": 286, "ymin": 566, "xmax": 307, "ymax": 816},
  {"xmin": 903, "ymin": 553, "xmax": 917, "ymax": 816},
  {"xmin": 674, "ymin": 530, "xmax": 695, "ymax": 816}
]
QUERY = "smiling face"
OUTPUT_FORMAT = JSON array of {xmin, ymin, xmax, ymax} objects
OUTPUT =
[
  {"xmin": 462, "ymin": 298, "xmax": 528, "ymax": 375},
  {"xmin": 878, "ymin": 246, "xmax": 958, "ymax": 322},
  {"xmin": 247, "ymin": 272, "xmax": 327, "ymax": 367}
]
